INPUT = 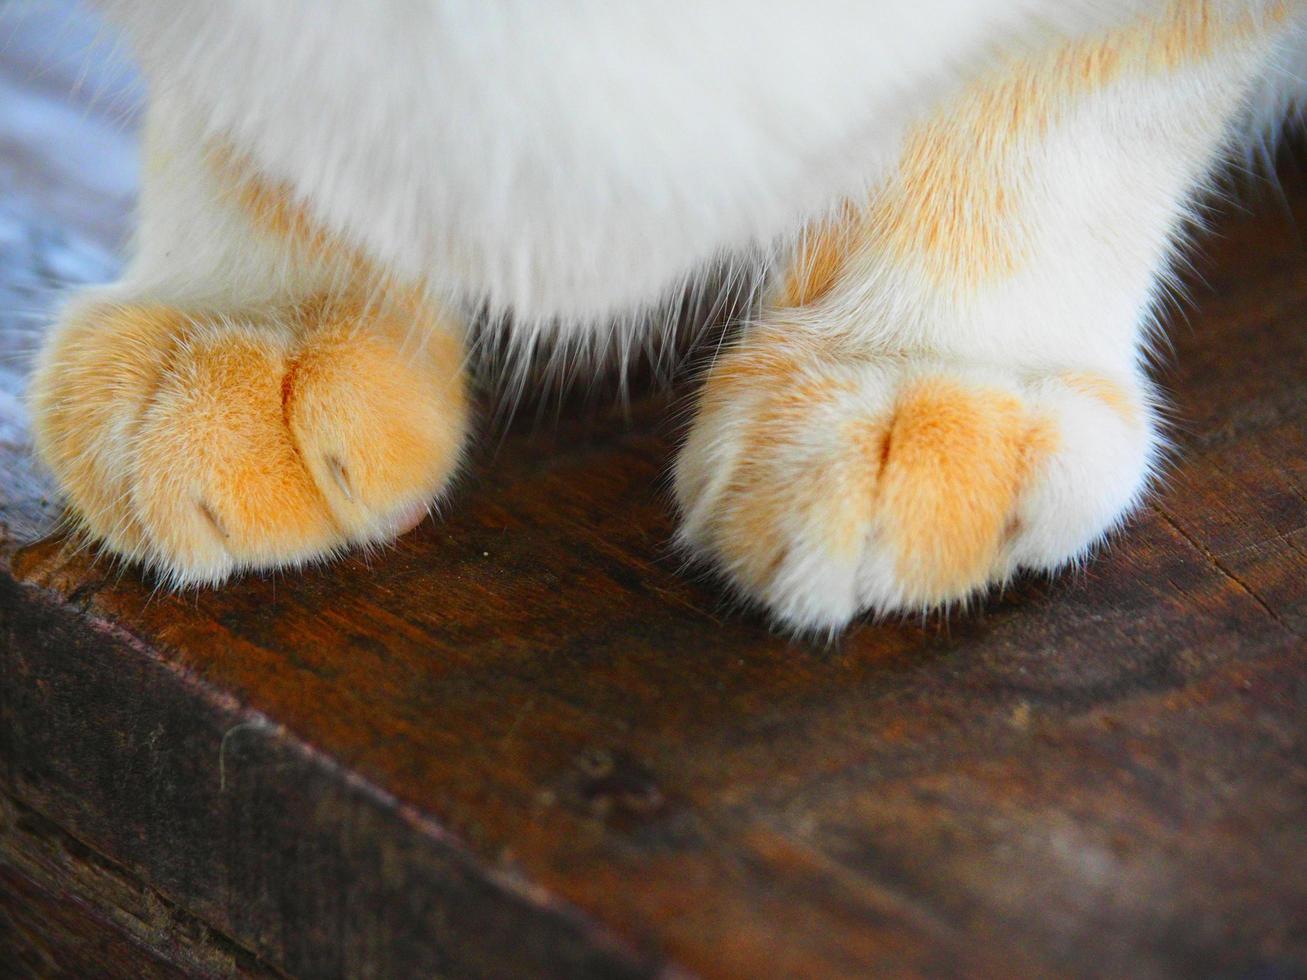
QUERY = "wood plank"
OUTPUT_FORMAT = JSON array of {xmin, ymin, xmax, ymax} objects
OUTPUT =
[
  {"xmin": 1, "ymin": 6, "xmax": 1305, "ymax": 977},
  {"xmin": 1, "ymin": 796, "xmax": 279, "ymax": 979}
]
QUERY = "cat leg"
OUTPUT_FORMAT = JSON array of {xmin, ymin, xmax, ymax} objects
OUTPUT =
[
  {"xmin": 28, "ymin": 100, "xmax": 469, "ymax": 585},
  {"xmin": 675, "ymin": 1, "xmax": 1298, "ymax": 632}
]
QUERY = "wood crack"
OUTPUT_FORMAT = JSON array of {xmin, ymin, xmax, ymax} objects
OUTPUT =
[{"xmin": 1152, "ymin": 503, "xmax": 1300, "ymax": 637}]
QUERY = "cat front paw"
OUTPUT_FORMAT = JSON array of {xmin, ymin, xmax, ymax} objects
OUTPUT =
[
  {"xmin": 29, "ymin": 295, "xmax": 468, "ymax": 585},
  {"xmin": 675, "ymin": 342, "xmax": 1155, "ymax": 633}
]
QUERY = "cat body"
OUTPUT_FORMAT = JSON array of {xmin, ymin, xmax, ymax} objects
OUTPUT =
[
  {"xmin": 94, "ymin": 0, "xmax": 1163, "ymax": 323},
  {"xmin": 29, "ymin": 0, "xmax": 1307, "ymax": 631}
]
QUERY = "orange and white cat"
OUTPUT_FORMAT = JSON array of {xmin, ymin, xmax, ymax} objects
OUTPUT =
[{"xmin": 28, "ymin": 0, "xmax": 1307, "ymax": 632}]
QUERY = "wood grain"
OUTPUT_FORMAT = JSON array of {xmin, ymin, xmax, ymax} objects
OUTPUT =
[{"xmin": 1, "ymin": 5, "xmax": 1305, "ymax": 978}]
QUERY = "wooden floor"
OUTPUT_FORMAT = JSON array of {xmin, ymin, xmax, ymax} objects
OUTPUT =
[{"xmin": 2, "ymin": 7, "xmax": 1306, "ymax": 978}]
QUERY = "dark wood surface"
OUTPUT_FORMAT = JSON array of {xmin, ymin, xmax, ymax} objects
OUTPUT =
[{"xmin": 2, "ymin": 6, "xmax": 1306, "ymax": 978}]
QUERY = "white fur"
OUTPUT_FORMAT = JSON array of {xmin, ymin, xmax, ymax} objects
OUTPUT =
[
  {"xmin": 671, "ymin": 2, "xmax": 1306, "ymax": 630},
  {"xmin": 37, "ymin": 0, "xmax": 1307, "ymax": 630},
  {"xmin": 94, "ymin": 0, "xmax": 1161, "ymax": 324}
]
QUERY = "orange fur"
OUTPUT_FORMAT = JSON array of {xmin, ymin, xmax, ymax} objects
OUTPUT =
[
  {"xmin": 712, "ymin": 370, "xmax": 860, "ymax": 587},
  {"xmin": 28, "ymin": 142, "xmax": 474, "ymax": 581},
  {"xmin": 29, "ymin": 304, "xmax": 180, "ymax": 557},
  {"xmin": 877, "ymin": 379, "xmax": 1053, "ymax": 600},
  {"xmin": 208, "ymin": 144, "xmax": 419, "ymax": 305},
  {"xmin": 1060, "ymin": 371, "xmax": 1139, "ymax": 426},
  {"xmin": 779, "ymin": 204, "xmax": 860, "ymax": 308},
  {"xmin": 282, "ymin": 297, "xmax": 467, "ymax": 534},
  {"xmin": 690, "ymin": 336, "xmax": 1063, "ymax": 606},
  {"xmin": 210, "ymin": 144, "xmax": 342, "ymax": 260},
  {"xmin": 39, "ymin": 0, "xmax": 1291, "ymax": 620},
  {"xmin": 130, "ymin": 323, "xmax": 339, "ymax": 570},
  {"xmin": 781, "ymin": 0, "xmax": 1290, "ymax": 297},
  {"xmin": 31, "ymin": 293, "xmax": 469, "ymax": 581}
]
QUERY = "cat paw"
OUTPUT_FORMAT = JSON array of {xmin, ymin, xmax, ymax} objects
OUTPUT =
[
  {"xmin": 674, "ymin": 339, "xmax": 1155, "ymax": 632},
  {"xmin": 29, "ymin": 295, "xmax": 468, "ymax": 585}
]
